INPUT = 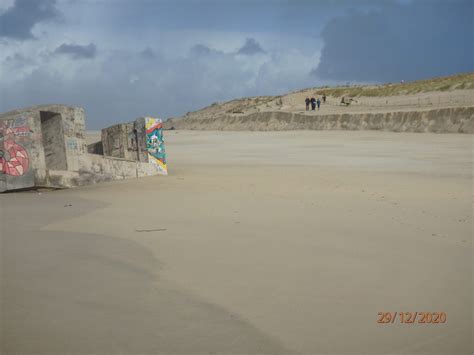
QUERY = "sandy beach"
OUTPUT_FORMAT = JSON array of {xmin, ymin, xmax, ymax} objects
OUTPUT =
[{"xmin": 1, "ymin": 130, "xmax": 472, "ymax": 354}]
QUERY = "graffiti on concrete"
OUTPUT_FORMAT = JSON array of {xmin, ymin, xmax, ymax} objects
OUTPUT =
[
  {"xmin": 67, "ymin": 138, "xmax": 79, "ymax": 151},
  {"xmin": 0, "ymin": 127, "xmax": 30, "ymax": 176},
  {"xmin": 0, "ymin": 117, "xmax": 32, "ymax": 138},
  {"xmin": 145, "ymin": 118, "xmax": 167, "ymax": 174}
]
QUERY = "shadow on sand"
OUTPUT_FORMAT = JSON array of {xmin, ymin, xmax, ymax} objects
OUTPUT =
[{"xmin": 1, "ymin": 191, "xmax": 290, "ymax": 354}]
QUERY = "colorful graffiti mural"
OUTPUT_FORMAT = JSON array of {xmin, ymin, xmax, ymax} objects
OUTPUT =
[
  {"xmin": 0, "ymin": 127, "xmax": 30, "ymax": 176},
  {"xmin": 145, "ymin": 118, "xmax": 167, "ymax": 175}
]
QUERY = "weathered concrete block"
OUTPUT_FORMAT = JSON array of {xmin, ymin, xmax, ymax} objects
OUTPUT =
[{"xmin": 1, "ymin": 105, "xmax": 167, "ymax": 192}]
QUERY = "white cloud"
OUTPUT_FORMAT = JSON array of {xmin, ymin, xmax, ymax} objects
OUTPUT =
[{"xmin": 0, "ymin": 0, "xmax": 14, "ymax": 11}]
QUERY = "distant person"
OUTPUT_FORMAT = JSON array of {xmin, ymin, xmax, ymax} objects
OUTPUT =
[
  {"xmin": 322, "ymin": 94, "xmax": 326, "ymax": 103},
  {"xmin": 310, "ymin": 97, "xmax": 316, "ymax": 111},
  {"xmin": 305, "ymin": 97, "xmax": 310, "ymax": 111},
  {"xmin": 316, "ymin": 98, "xmax": 321, "ymax": 110}
]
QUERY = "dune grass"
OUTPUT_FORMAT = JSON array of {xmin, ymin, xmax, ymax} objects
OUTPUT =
[{"xmin": 312, "ymin": 72, "xmax": 474, "ymax": 97}]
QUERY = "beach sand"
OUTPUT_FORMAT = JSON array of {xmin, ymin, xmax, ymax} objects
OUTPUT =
[{"xmin": 1, "ymin": 130, "xmax": 472, "ymax": 354}]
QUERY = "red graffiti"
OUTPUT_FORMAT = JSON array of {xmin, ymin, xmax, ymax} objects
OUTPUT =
[{"xmin": 0, "ymin": 128, "xmax": 29, "ymax": 176}]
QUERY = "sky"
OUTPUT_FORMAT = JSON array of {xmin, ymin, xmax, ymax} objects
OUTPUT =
[{"xmin": 0, "ymin": 0, "xmax": 472, "ymax": 128}]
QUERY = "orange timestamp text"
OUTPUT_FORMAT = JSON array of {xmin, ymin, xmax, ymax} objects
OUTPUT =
[{"xmin": 377, "ymin": 312, "xmax": 447, "ymax": 324}]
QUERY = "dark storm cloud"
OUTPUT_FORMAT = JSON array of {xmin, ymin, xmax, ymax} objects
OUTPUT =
[
  {"xmin": 0, "ymin": 0, "xmax": 59, "ymax": 39},
  {"xmin": 314, "ymin": 0, "xmax": 474, "ymax": 82},
  {"xmin": 190, "ymin": 44, "xmax": 212, "ymax": 56},
  {"xmin": 55, "ymin": 43, "xmax": 97, "ymax": 59},
  {"xmin": 237, "ymin": 38, "xmax": 266, "ymax": 55},
  {"xmin": 139, "ymin": 47, "xmax": 157, "ymax": 59}
]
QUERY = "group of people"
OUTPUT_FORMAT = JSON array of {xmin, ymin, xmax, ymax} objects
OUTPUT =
[{"xmin": 305, "ymin": 94, "xmax": 326, "ymax": 111}]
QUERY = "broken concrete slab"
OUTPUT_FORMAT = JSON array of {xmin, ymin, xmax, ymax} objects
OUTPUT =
[{"xmin": 0, "ymin": 105, "xmax": 167, "ymax": 192}]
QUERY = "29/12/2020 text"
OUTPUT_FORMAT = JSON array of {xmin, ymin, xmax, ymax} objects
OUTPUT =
[{"xmin": 377, "ymin": 312, "xmax": 447, "ymax": 324}]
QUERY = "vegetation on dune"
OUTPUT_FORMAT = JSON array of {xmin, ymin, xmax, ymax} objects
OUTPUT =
[
  {"xmin": 312, "ymin": 72, "xmax": 474, "ymax": 97},
  {"xmin": 169, "ymin": 72, "xmax": 474, "ymax": 121}
]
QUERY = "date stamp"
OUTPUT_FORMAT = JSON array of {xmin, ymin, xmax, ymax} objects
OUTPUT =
[{"xmin": 377, "ymin": 312, "xmax": 447, "ymax": 324}]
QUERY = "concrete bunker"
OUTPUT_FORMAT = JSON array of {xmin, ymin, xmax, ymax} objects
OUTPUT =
[{"xmin": 0, "ymin": 105, "xmax": 167, "ymax": 193}]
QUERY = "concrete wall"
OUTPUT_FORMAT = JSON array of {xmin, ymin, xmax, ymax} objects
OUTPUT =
[
  {"xmin": 44, "ymin": 154, "xmax": 163, "ymax": 189},
  {"xmin": 0, "ymin": 105, "xmax": 88, "ymax": 192},
  {"xmin": 101, "ymin": 123, "xmax": 133, "ymax": 159},
  {"xmin": 134, "ymin": 117, "xmax": 150, "ymax": 162},
  {"xmin": 101, "ymin": 118, "xmax": 149, "ymax": 163},
  {"xmin": 101, "ymin": 117, "xmax": 167, "ymax": 175},
  {"xmin": 0, "ymin": 111, "xmax": 44, "ymax": 191},
  {"xmin": 1, "ymin": 105, "xmax": 167, "ymax": 192},
  {"xmin": 165, "ymin": 106, "xmax": 474, "ymax": 133}
]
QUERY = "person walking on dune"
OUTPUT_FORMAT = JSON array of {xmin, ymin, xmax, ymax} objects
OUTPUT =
[
  {"xmin": 305, "ymin": 97, "xmax": 310, "ymax": 111},
  {"xmin": 311, "ymin": 97, "xmax": 316, "ymax": 111},
  {"xmin": 316, "ymin": 98, "xmax": 321, "ymax": 110}
]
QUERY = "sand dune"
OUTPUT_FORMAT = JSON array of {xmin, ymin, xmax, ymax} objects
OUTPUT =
[
  {"xmin": 164, "ymin": 73, "xmax": 474, "ymax": 132},
  {"xmin": 166, "ymin": 106, "xmax": 474, "ymax": 133}
]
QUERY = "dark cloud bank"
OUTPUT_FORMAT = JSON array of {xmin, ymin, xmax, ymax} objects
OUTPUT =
[
  {"xmin": 237, "ymin": 38, "xmax": 266, "ymax": 55},
  {"xmin": 0, "ymin": 0, "xmax": 59, "ymax": 40},
  {"xmin": 55, "ymin": 43, "xmax": 97, "ymax": 59},
  {"xmin": 314, "ymin": 0, "xmax": 474, "ymax": 82}
]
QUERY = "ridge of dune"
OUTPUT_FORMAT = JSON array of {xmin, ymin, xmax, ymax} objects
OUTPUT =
[
  {"xmin": 164, "ymin": 72, "xmax": 474, "ymax": 133},
  {"xmin": 166, "ymin": 107, "xmax": 474, "ymax": 133}
]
